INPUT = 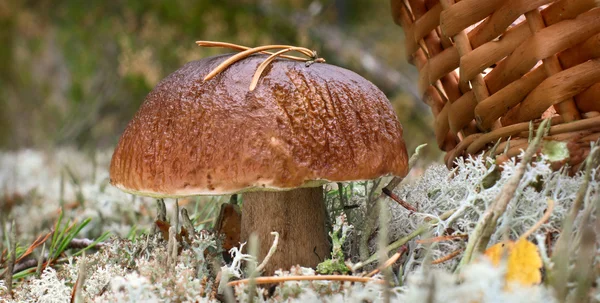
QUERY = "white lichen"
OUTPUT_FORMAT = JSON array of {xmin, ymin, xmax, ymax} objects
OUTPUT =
[
  {"xmin": 385, "ymin": 152, "xmax": 592, "ymax": 275},
  {"xmin": 21, "ymin": 267, "xmax": 71, "ymax": 303},
  {"xmin": 398, "ymin": 260, "xmax": 557, "ymax": 303},
  {"xmin": 96, "ymin": 272, "xmax": 160, "ymax": 303},
  {"xmin": 1, "ymin": 148, "xmax": 598, "ymax": 302}
]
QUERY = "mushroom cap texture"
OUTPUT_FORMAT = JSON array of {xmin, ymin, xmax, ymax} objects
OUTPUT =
[{"xmin": 110, "ymin": 54, "xmax": 409, "ymax": 197}]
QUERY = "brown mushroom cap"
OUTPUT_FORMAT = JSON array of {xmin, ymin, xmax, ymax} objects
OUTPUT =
[{"xmin": 110, "ymin": 54, "xmax": 408, "ymax": 197}]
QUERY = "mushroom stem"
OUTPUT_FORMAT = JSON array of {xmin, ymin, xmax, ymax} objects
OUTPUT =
[{"xmin": 241, "ymin": 187, "xmax": 330, "ymax": 275}]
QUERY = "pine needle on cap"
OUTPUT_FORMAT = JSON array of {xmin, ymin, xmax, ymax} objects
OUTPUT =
[{"xmin": 196, "ymin": 41, "xmax": 325, "ymax": 91}]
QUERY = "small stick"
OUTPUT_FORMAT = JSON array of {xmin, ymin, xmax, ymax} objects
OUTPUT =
[
  {"xmin": 366, "ymin": 245, "xmax": 408, "ymax": 277},
  {"xmin": 356, "ymin": 208, "xmax": 457, "ymax": 270},
  {"xmin": 71, "ymin": 253, "xmax": 87, "ymax": 303},
  {"xmin": 246, "ymin": 234, "xmax": 259, "ymax": 303},
  {"xmin": 174, "ymin": 199, "xmax": 180, "ymax": 233},
  {"xmin": 382, "ymin": 188, "xmax": 417, "ymax": 212},
  {"xmin": 67, "ymin": 238, "xmax": 106, "ymax": 250},
  {"xmin": 431, "ymin": 249, "xmax": 463, "ymax": 265},
  {"xmin": 360, "ymin": 179, "xmax": 382, "ymax": 260},
  {"xmin": 5, "ymin": 221, "xmax": 16, "ymax": 297},
  {"xmin": 228, "ymin": 275, "xmax": 384, "ymax": 287},
  {"xmin": 378, "ymin": 144, "xmax": 428, "ymax": 214},
  {"xmin": 36, "ymin": 243, "xmax": 45, "ymax": 276},
  {"xmin": 13, "ymin": 257, "xmax": 45, "ymax": 274},
  {"xmin": 415, "ymin": 234, "xmax": 468, "ymax": 244},
  {"xmin": 254, "ymin": 232, "xmax": 279, "ymax": 274},
  {"xmin": 382, "ymin": 144, "xmax": 428, "ymax": 193},
  {"xmin": 377, "ymin": 198, "xmax": 392, "ymax": 303},
  {"xmin": 520, "ymin": 199, "xmax": 554, "ymax": 240},
  {"xmin": 166, "ymin": 226, "xmax": 177, "ymax": 272}
]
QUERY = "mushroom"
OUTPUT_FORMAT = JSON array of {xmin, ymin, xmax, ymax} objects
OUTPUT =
[{"xmin": 109, "ymin": 53, "xmax": 408, "ymax": 274}]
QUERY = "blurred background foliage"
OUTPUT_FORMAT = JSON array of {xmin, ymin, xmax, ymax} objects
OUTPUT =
[{"xmin": 0, "ymin": 0, "xmax": 441, "ymax": 162}]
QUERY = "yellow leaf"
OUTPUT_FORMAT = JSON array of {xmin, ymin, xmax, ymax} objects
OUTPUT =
[
  {"xmin": 484, "ymin": 239, "xmax": 542, "ymax": 286},
  {"xmin": 484, "ymin": 241, "xmax": 515, "ymax": 266}
]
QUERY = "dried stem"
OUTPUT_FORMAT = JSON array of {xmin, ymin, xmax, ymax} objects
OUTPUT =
[
  {"xmin": 72, "ymin": 254, "xmax": 87, "ymax": 303},
  {"xmin": 254, "ymin": 232, "xmax": 279, "ymax": 274},
  {"xmin": 366, "ymin": 246, "xmax": 407, "ymax": 277},
  {"xmin": 36, "ymin": 243, "xmax": 45, "ymax": 277},
  {"xmin": 67, "ymin": 238, "xmax": 106, "ymax": 250},
  {"xmin": 246, "ymin": 234, "xmax": 259, "ymax": 303},
  {"xmin": 458, "ymin": 118, "xmax": 550, "ymax": 270},
  {"xmin": 360, "ymin": 179, "xmax": 382, "ymax": 260},
  {"xmin": 167, "ymin": 226, "xmax": 177, "ymax": 273},
  {"xmin": 13, "ymin": 256, "xmax": 46, "ymax": 274},
  {"xmin": 356, "ymin": 208, "xmax": 456, "ymax": 270},
  {"xmin": 431, "ymin": 249, "xmax": 463, "ymax": 265},
  {"xmin": 382, "ymin": 188, "xmax": 417, "ymax": 212},
  {"xmin": 377, "ymin": 199, "xmax": 391, "ymax": 303},
  {"xmin": 5, "ymin": 221, "xmax": 16, "ymax": 297},
  {"xmin": 228, "ymin": 275, "xmax": 384, "ymax": 287},
  {"xmin": 520, "ymin": 199, "xmax": 554, "ymax": 240},
  {"xmin": 174, "ymin": 199, "xmax": 180, "ymax": 233},
  {"xmin": 359, "ymin": 144, "xmax": 427, "ymax": 261},
  {"xmin": 415, "ymin": 234, "xmax": 468, "ymax": 244},
  {"xmin": 383, "ymin": 144, "xmax": 427, "ymax": 192}
]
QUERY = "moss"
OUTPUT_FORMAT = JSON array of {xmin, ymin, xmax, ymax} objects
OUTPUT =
[{"xmin": 317, "ymin": 215, "xmax": 351, "ymax": 275}]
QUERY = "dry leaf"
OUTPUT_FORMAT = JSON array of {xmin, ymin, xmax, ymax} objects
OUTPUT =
[
  {"xmin": 214, "ymin": 203, "xmax": 241, "ymax": 262},
  {"xmin": 484, "ymin": 238, "xmax": 542, "ymax": 286},
  {"xmin": 15, "ymin": 231, "xmax": 53, "ymax": 263},
  {"xmin": 155, "ymin": 220, "xmax": 189, "ymax": 244}
]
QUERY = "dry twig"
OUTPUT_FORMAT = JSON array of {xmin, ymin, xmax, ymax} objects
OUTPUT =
[
  {"xmin": 356, "ymin": 208, "xmax": 457, "ymax": 270},
  {"xmin": 4, "ymin": 221, "xmax": 16, "ymax": 297},
  {"xmin": 359, "ymin": 144, "xmax": 427, "ymax": 261},
  {"xmin": 416, "ymin": 234, "xmax": 468, "ymax": 244},
  {"xmin": 228, "ymin": 275, "xmax": 384, "ymax": 287},
  {"xmin": 382, "ymin": 188, "xmax": 417, "ymax": 212},
  {"xmin": 431, "ymin": 249, "xmax": 463, "ymax": 265},
  {"xmin": 366, "ymin": 246, "xmax": 408, "ymax": 277},
  {"xmin": 255, "ymin": 232, "xmax": 279, "ymax": 274},
  {"xmin": 520, "ymin": 199, "xmax": 554, "ymax": 240}
]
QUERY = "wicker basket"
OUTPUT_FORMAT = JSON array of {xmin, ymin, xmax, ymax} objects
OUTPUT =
[{"xmin": 391, "ymin": 0, "xmax": 600, "ymax": 170}]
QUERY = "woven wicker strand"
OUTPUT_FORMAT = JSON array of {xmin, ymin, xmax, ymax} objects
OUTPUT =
[{"xmin": 391, "ymin": 0, "xmax": 600, "ymax": 171}]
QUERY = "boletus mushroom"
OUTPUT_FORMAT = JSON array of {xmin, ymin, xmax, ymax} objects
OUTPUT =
[{"xmin": 109, "ymin": 53, "xmax": 408, "ymax": 275}]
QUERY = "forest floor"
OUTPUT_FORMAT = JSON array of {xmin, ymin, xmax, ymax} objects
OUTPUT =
[{"xmin": 1, "ymin": 126, "xmax": 599, "ymax": 302}]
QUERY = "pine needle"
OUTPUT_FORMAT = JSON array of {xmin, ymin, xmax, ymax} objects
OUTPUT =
[{"xmin": 196, "ymin": 41, "xmax": 325, "ymax": 91}]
